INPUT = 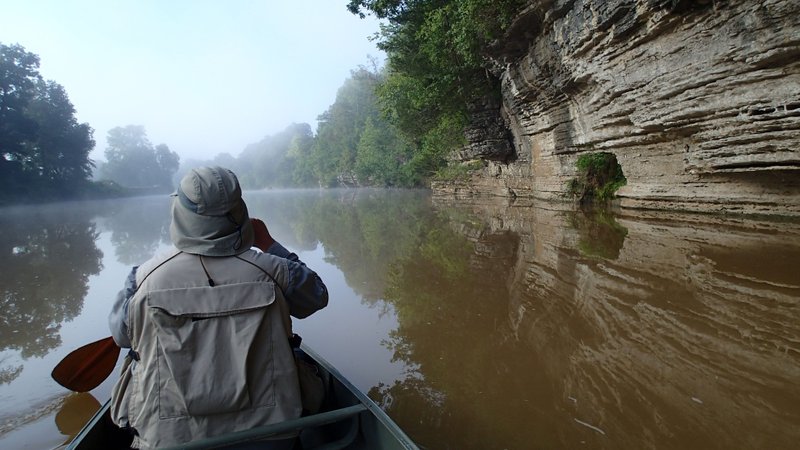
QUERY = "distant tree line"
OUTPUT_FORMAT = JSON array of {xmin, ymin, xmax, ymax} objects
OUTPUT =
[
  {"xmin": 5, "ymin": 0, "xmax": 529, "ymax": 200},
  {"xmin": 182, "ymin": 66, "xmax": 434, "ymax": 189},
  {"xmin": 96, "ymin": 125, "xmax": 179, "ymax": 191},
  {"xmin": 302, "ymin": 66, "xmax": 419, "ymax": 187},
  {"xmin": 192, "ymin": 0, "xmax": 527, "ymax": 189}
]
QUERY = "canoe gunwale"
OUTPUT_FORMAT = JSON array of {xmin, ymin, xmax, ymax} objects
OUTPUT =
[
  {"xmin": 66, "ymin": 344, "xmax": 419, "ymax": 450},
  {"xmin": 299, "ymin": 344, "xmax": 418, "ymax": 450}
]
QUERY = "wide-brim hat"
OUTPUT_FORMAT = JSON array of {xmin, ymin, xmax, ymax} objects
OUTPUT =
[{"xmin": 170, "ymin": 166, "xmax": 254, "ymax": 256}]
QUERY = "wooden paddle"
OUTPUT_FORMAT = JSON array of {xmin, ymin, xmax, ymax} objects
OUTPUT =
[{"xmin": 52, "ymin": 336, "xmax": 120, "ymax": 392}]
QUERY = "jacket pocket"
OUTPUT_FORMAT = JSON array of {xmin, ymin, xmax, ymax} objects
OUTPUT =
[{"xmin": 147, "ymin": 282, "xmax": 276, "ymax": 418}]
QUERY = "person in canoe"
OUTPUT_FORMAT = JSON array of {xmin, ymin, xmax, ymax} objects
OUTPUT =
[{"xmin": 107, "ymin": 166, "xmax": 329, "ymax": 449}]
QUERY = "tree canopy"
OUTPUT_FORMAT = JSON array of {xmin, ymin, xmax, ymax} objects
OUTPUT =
[
  {"xmin": 179, "ymin": 67, "xmax": 423, "ymax": 189},
  {"xmin": 1, "ymin": 43, "xmax": 96, "ymax": 203},
  {"xmin": 98, "ymin": 125, "xmax": 179, "ymax": 191},
  {"xmin": 4, "ymin": 0, "xmax": 531, "ymax": 199},
  {"xmin": 345, "ymin": 0, "xmax": 525, "ymax": 175}
]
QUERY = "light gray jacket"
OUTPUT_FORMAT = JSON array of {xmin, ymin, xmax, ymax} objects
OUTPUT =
[{"xmin": 109, "ymin": 247, "xmax": 327, "ymax": 448}]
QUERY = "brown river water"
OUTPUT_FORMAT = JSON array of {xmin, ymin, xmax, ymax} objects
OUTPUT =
[{"xmin": 0, "ymin": 189, "xmax": 798, "ymax": 449}]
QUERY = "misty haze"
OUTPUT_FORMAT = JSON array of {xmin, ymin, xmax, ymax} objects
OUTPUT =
[{"xmin": 2, "ymin": 1, "xmax": 800, "ymax": 450}]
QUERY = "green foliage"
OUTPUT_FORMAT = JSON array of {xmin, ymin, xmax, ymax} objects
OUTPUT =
[
  {"xmin": 568, "ymin": 152, "xmax": 627, "ymax": 204},
  {"xmin": 99, "ymin": 125, "xmax": 179, "ymax": 191},
  {"xmin": 236, "ymin": 123, "xmax": 313, "ymax": 188},
  {"xmin": 310, "ymin": 68, "xmax": 383, "ymax": 186},
  {"xmin": 412, "ymin": 111, "xmax": 467, "ymax": 178},
  {"xmin": 0, "ymin": 43, "xmax": 41, "ymax": 163},
  {"xmin": 24, "ymin": 80, "xmax": 96, "ymax": 188},
  {"xmin": 433, "ymin": 160, "xmax": 483, "ymax": 182},
  {"xmin": 1, "ymin": 43, "xmax": 96, "ymax": 204},
  {"xmin": 175, "ymin": 64, "xmax": 460, "ymax": 189},
  {"xmin": 289, "ymin": 66, "xmax": 428, "ymax": 188},
  {"xmin": 287, "ymin": 129, "xmax": 316, "ymax": 186},
  {"xmin": 355, "ymin": 116, "xmax": 416, "ymax": 186},
  {"xmin": 569, "ymin": 209, "xmax": 628, "ymax": 260},
  {"xmin": 348, "ymin": 0, "xmax": 525, "ymax": 175}
]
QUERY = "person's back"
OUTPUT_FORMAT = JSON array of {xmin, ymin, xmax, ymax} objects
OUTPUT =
[{"xmin": 108, "ymin": 167, "xmax": 328, "ymax": 449}]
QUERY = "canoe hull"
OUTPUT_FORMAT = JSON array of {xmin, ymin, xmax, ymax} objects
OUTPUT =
[{"xmin": 67, "ymin": 344, "xmax": 417, "ymax": 449}]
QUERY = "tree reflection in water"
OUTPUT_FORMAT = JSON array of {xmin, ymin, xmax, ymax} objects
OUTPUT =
[
  {"xmin": 245, "ymin": 189, "xmax": 435, "ymax": 303},
  {"xmin": 103, "ymin": 195, "xmax": 172, "ymax": 265},
  {"xmin": 339, "ymin": 197, "xmax": 800, "ymax": 450},
  {"xmin": 3, "ymin": 192, "xmax": 793, "ymax": 449},
  {"xmin": 0, "ymin": 203, "xmax": 103, "ymax": 388}
]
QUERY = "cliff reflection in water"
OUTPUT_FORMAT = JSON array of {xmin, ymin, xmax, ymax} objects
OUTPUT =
[
  {"xmin": 1, "ymin": 191, "xmax": 796, "ymax": 449},
  {"xmin": 369, "ymin": 197, "xmax": 800, "ymax": 450}
]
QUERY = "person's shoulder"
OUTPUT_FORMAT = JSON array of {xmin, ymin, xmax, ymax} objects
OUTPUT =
[
  {"xmin": 239, "ymin": 248, "xmax": 287, "ymax": 270},
  {"xmin": 239, "ymin": 247, "xmax": 277, "ymax": 262},
  {"xmin": 137, "ymin": 248, "xmax": 182, "ymax": 273}
]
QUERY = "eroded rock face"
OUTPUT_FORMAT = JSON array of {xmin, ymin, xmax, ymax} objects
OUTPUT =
[{"xmin": 442, "ymin": 0, "xmax": 800, "ymax": 216}]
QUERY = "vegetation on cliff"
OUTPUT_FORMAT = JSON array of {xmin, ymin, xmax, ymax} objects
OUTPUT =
[
  {"xmin": 347, "ymin": 0, "xmax": 525, "ymax": 176},
  {"xmin": 567, "ymin": 152, "xmax": 627, "ymax": 204}
]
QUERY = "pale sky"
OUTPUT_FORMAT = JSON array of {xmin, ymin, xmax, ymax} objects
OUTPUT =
[{"xmin": 1, "ymin": 0, "xmax": 384, "ymax": 162}]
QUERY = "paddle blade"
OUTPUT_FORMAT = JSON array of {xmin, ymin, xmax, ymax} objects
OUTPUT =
[{"xmin": 52, "ymin": 336, "xmax": 120, "ymax": 392}]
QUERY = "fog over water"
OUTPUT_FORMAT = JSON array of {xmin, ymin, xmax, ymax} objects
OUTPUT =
[
  {"xmin": 0, "ymin": 190, "xmax": 798, "ymax": 449},
  {"xmin": 1, "ymin": 1, "xmax": 384, "ymax": 162}
]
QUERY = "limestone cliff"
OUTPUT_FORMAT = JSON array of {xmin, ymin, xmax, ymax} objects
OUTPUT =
[{"xmin": 434, "ymin": 0, "xmax": 800, "ymax": 216}]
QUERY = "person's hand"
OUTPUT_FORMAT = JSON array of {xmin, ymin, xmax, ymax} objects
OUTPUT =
[{"xmin": 250, "ymin": 218, "xmax": 275, "ymax": 251}]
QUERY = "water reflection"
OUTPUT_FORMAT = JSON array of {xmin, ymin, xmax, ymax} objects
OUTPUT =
[
  {"xmin": 367, "ymin": 198, "xmax": 800, "ymax": 450},
  {"xmin": 0, "ymin": 191, "xmax": 798, "ymax": 450},
  {"xmin": 55, "ymin": 393, "xmax": 100, "ymax": 444},
  {"xmin": 246, "ymin": 189, "xmax": 434, "ymax": 302},
  {"xmin": 569, "ymin": 208, "xmax": 628, "ymax": 260},
  {"xmin": 0, "ymin": 206, "xmax": 102, "ymax": 359},
  {"xmin": 102, "ymin": 196, "xmax": 172, "ymax": 265},
  {"xmin": 0, "ymin": 365, "xmax": 23, "ymax": 386}
]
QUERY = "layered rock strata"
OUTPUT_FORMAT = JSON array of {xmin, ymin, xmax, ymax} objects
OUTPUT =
[{"xmin": 436, "ymin": 0, "xmax": 800, "ymax": 216}]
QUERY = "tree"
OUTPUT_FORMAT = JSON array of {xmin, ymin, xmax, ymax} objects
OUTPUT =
[
  {"xmin": 346, "ymin": 1, "xmax": 525, "ymax": 175},
  {"xmin": 1, "ymin": 43, "xmax": 96, "ymax": 202},
  {"xmin": 236, "ymin": 123, "xmax": 312, "ymax": 189},
  {"xmin": 101, "ymin": 125, "xmax": 179, "ymax": 191},
  {"xmin": 286, "ymin": 124, "xmax": 316, "ymax": 186},
  {"xmin": 155, "ymin": 143, "xmax": 179, "ymax": 182},
  {"xmin": 310, "ymin": 67, "xmax": 383, "ymax": 186},
  {"xmin": 24, "ymin": 80, "xmax": 95, "ymax": 191},
  {"xmin": 355, "ymin": 116, "xmax": 415, "ymax": 186},
  {"xmin": 0, "ymin": 43, "xmax": 42, "ymax": 194}
]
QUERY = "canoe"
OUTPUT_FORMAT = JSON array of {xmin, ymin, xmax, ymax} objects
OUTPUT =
[{"xmin": 66, "ymin": 344, "xmax": 418, "ymax": 449}]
